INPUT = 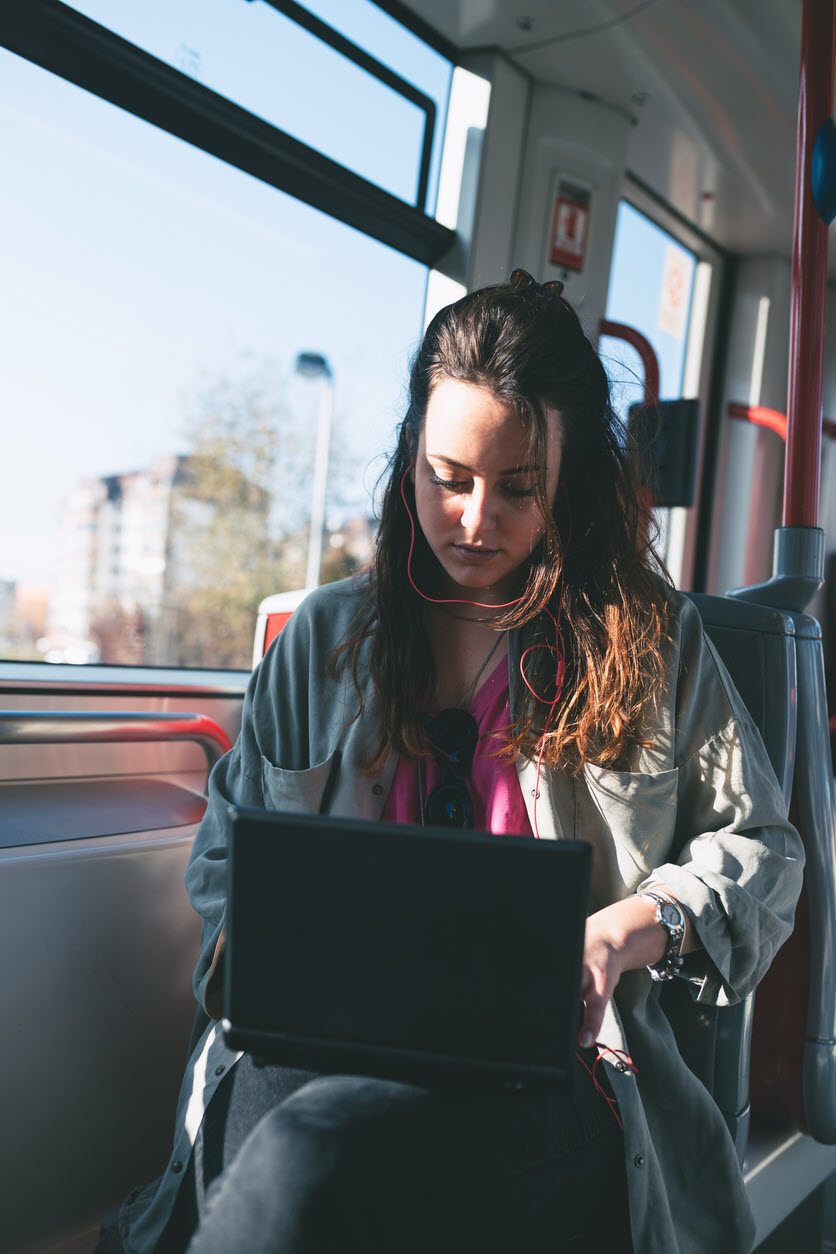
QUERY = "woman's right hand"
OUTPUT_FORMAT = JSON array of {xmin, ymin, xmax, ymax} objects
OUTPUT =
[{"xmin": 578, "ymin": 890, "xmax": 693, "ymax": 1046}]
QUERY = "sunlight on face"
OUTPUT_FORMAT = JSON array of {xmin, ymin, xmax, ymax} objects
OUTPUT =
[{"xmin": 412, "ymin": 379, "xmax": 563, "ymax": 603}]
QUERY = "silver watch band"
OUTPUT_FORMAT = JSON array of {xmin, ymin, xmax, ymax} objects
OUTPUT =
[{"xmin": 638, "ymin": 889, "xmax": 686, "ymax": 982}]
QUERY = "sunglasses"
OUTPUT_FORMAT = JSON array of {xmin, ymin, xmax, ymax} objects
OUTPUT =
[{"xmin": 423, "ymin": 707, "xmax": 479, "ymax": 828}]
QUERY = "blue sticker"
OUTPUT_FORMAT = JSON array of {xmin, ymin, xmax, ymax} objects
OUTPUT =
[{"xmin": 812, "ymin": 118, "xmax": 836, "ymax": 225}]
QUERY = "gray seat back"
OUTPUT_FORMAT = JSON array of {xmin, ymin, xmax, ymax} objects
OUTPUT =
[{"xmin": 662, "ymin": 593, "xmax": 797, "ymax": 1163}]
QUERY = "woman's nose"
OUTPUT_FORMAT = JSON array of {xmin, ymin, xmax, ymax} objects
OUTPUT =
[{"xmin": 460, "ymin": 483, "xmax": 495, "ymax": 532}]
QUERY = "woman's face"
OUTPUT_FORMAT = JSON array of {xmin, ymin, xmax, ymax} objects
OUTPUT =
[{"xmin": 412, "ymin": 378, "xmax": 564, "ymax": 604}]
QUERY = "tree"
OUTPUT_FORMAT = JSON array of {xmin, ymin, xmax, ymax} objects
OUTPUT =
[
  {"xmin": 149, "ymin": 368, "xmax": 290, "ymax": 672},
  {"xmin": 154, "ymin": 366, "xmax": 309, "ymax": 669}
]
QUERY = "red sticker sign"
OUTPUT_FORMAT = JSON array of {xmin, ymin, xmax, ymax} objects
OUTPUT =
[{"xmin": 549, "ymin": 180, "xmax": 592, "ymax": 272}]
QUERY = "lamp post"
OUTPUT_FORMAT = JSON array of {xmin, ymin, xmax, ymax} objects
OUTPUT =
[{"xmin": 294, "ymin": 351, "xmax": 334, "ymax": 589}]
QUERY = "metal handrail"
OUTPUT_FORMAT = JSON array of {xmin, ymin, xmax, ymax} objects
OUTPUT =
[
  {"xmin": 0, "ymin": 712, "xmax": 232, "ymax": 771},
  {"xmin": 598, "ymin": 319, "xmax": 660, "ymax": 408},
  {"xmin": 728, "ymin": 402, "xmax": 836, "ymax": 443}
]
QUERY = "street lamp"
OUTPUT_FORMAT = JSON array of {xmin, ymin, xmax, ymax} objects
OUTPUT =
[{"xmin": 294, "ymin": 351, "xmax": 334, "ymax": 589}]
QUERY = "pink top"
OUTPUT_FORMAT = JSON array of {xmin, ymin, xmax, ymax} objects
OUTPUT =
[{"xmin": 381, "ymin": 656, "xmax": 534, "ymax": 836}]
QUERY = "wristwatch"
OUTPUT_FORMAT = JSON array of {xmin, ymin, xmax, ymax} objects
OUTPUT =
[{"xmin": 639, "ymin": 889, "xmax": 686, "ymax": 982}]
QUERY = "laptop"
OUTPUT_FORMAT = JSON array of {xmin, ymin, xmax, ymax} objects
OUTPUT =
[{"xmin": 223, "ymin": 806, "xmax": 591, "ymax": 1093}]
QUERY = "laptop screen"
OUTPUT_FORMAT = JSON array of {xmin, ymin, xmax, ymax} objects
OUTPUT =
[{"xmin": 225, "ymin": 808, "xmax": 591, "ymax": 1090}]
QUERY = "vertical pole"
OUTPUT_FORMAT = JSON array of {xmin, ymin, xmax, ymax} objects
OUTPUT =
[
  {"xmin": 305, "ymin": 378, "xmax": 334, "ymax": 589},
  {"xmin": 784, "ymin": 0, "xmax": 836, "ymax": 528}
]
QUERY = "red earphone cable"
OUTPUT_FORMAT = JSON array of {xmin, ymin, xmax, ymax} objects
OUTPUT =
[{"xmin": 575, "ymin": 1045, "xmax": 637, "ymax": 1131}]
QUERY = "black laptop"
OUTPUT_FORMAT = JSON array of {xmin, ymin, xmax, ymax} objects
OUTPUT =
[{"xmin": 223, "ymin": 806, "xmax": 591, "ymax": 1093}]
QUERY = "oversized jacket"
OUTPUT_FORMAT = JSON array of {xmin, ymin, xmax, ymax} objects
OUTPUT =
[{"xmin": 117, "ymin": 575, "xmax": 804, "ymax": 1254}]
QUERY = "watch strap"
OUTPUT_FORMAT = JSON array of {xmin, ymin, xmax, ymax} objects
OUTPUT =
[{"xmin": 639, "ymin": 889, "xmax": 686, "ymax": 982}]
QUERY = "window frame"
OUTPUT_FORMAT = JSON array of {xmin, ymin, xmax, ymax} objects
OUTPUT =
[
  {"xmin": 615, "ymin": 175, "xmax": 730, "ymax": 592},
  {"xmin": 255, "ymin": 0, "xmax": 438, "ymax": 211},
  {"xmin": 0, "ymin": 0, "xmax": 456, "ymax": 265}
]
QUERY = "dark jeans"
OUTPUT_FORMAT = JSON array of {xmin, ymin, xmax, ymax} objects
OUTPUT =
[{"xmin": 157, "ymin": 1052, "xmax": 632, "ymax": 1254}]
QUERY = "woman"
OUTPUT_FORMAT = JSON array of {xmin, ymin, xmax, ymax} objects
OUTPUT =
[{"xmin": 106, "ymin": 271, "xmax": 802, "ymax": 1254}]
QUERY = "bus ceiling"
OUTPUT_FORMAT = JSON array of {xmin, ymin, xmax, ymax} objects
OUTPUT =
[{"xmin": 392, "ymin": 0, "xmax": 836, "ymax": 277}]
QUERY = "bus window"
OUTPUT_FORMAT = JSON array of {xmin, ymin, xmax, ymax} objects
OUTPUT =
[
  {"xmin": 600, "ymin": 200, "xmax": 707, "ymax": 586},
  {"xmin": 601, "ymin": 200, "xmax": 698, "ymax": 420},
  {"xmin": 0, "ymin": 13, "xmax": 453, "ymax": 672},
  {"xmin": 58, "ymin": 0, "xmax": 452, "ymax": 210}
]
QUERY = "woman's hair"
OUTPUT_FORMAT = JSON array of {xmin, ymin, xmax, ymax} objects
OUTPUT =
[{"xmin": 331, "ymin": 271, "xmax": 671, "ymax": 773}]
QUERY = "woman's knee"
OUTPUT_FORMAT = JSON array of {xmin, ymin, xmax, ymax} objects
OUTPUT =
[
  {"xmin": 247, "ymin": 1077, "xmax": 401, "ymax": 1200},
  {"xmin": 190, "ymin": 1087, "xmax": 375, "ymax": 1254},
  {"xmin": 272, "ymin": 1074, "xmax": 418, "ymax": 1179}
]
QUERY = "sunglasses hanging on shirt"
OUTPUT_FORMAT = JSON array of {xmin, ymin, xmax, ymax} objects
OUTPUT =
[
  {"xmin": 422, "ymin": 707, "xmax": 479, "ymax": 828},
  {"xmin": 420, "ymin": 631, "xmax": 507, "ymax": 829}
]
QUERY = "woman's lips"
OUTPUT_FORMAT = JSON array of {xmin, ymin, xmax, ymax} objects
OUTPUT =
[{"xmin": 452, "ymin": 544, "xmax": 500, "ymax": 564}]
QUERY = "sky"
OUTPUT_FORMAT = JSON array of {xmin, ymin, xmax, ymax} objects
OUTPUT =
[
  {"xmin": 603, "ymin": 201, "xmax": 696, "ymax": 420},
  {"xmin": 1, "ymin": 0, "xmax": 451, "ymax": 584}
]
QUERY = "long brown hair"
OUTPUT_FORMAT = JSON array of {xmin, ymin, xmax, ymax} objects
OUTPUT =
[{"xmin": 331, "ymin": 273, "xmax": 670, "ymax": 773}]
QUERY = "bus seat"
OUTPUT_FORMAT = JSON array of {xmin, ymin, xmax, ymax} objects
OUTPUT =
[
  {"xmin": 253, "ymin": 589, "xmax": 309, "ymax": 665},
  {"xmin": 681, "ymin": 596, "xmax": 797, "ymax": 806},
  {"xmin": 747, "ymin": 610, "xmax": 836, "ymax": 1143},
  {"xmin": 666, "ymin": 594, "xmax": 798, "ymax": 1163}
]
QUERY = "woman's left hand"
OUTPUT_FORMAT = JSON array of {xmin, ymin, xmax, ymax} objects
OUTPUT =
[{"xmin": 578, "ymin": 890, "xmax": 694, "ymax": 1047}]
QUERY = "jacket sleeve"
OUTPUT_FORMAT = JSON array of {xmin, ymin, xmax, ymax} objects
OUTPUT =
[
  {"xmin": 184, "ymin": 660, "xmax": 268, "ymax": 1014},
  {"xmin": 638, "ymin": 598, "xmax": 804, "ymax": 1006},
  {"xmin": 183, "ymin": 588, "xmax": 328, "ymax": 1013}
]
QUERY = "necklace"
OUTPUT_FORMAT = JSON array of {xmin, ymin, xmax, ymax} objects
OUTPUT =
[
  {"xmin": 454, "ymin": 632, "xmax": 505, "ymax": 710},
  {"xmin": 433, "ymin": 602, "xmax": 506, "ymax": 625}
]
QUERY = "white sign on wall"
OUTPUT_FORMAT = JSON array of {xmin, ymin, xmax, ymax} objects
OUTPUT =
[{"xmin": 657, "ymin": 242, "xmax": 693, "ymax": 340}]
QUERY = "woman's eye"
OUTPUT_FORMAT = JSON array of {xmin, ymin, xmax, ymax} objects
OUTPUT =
[
  {"xmin": 427, "ymin": 471, "xmax": 534, "ymax": 498},
  {"xmin": 429, "ymin": 473, "xmax": 468, "ymax": 491}
]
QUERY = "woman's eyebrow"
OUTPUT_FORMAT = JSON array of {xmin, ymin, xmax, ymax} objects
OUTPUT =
[{"xmin": 427, "ymin": 454, "xmax": 536, "ymax": 476}]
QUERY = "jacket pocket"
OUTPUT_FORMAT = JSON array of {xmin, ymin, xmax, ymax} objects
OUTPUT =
[
  {"xmin": 582, "ymin": 762, "xmax": 680, "ymax": 881},
  {"xmin": 261, "ymin": 751, "xmax": 340, "ymax": 814}
]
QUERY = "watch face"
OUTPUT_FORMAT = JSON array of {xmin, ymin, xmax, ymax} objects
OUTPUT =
[{"xmin": 659, "ymin": 902, "xmax": 683, "ymax": 930}]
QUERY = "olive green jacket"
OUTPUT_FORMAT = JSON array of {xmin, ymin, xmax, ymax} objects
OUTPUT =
[{"xmin": 119, "ymin": 576, "xmax": 803, "ymax": 1254}]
